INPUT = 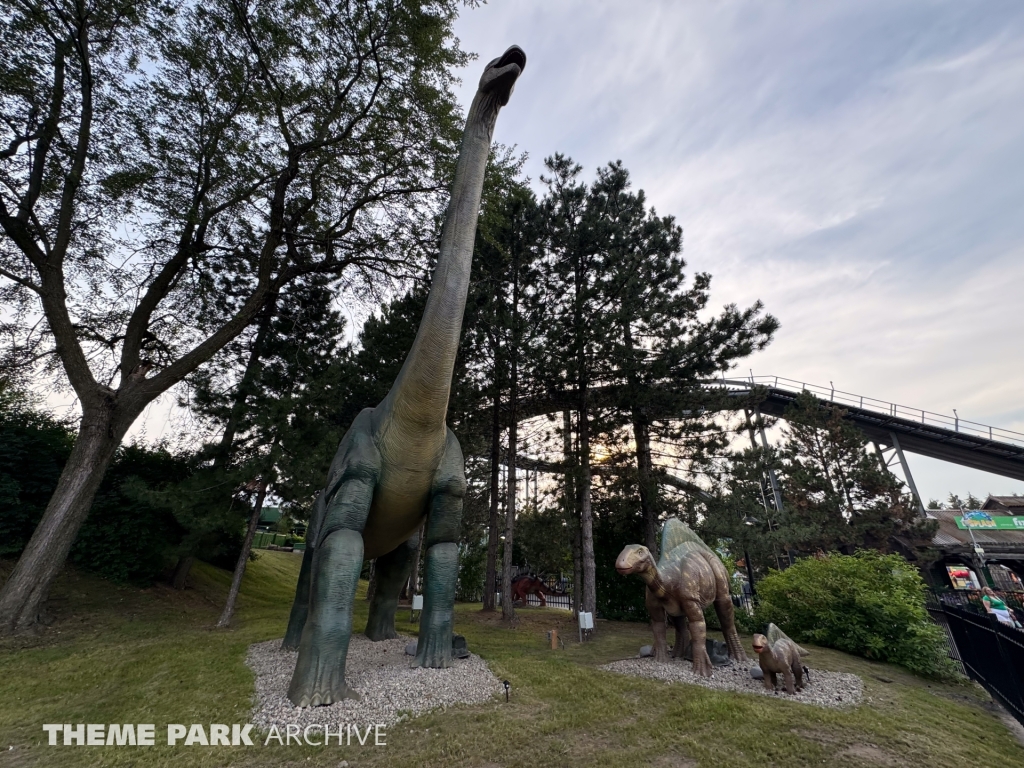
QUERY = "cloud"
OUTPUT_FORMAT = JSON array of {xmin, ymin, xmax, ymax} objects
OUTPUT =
[{"xmin": 454, "ymin": 0, "xmax": 1024, "ymax": 497}]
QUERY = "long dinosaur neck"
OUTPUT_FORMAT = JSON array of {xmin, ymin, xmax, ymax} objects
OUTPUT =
[
  {"xmin": 640, "ymin": 563, "xmax": 667, "ymax": 598},
  {"xmin": 380, "ymin": 89, "xmax": 504, "ymax": 439}
]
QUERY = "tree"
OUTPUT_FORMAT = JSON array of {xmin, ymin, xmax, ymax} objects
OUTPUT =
[
  {"xmin": 586, "ymin": 161, "xmax": 777, "ymax": 557},
  {"xmin": 0, "ymin": 0, "xmax": 467, "ymax": 632},
  {"xmin": 536, "ymin": 154, "xmax": 603, "ymax": 618},
  {"xmin": 943, "ymin": 492, "xmax": 984, "ymax": 511},
  {"xmin": 775, "ymin": 392, "xmax": 936, "ymax": 554}
]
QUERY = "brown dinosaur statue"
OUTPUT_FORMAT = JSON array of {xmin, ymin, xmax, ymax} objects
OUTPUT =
[
  {"xmin": 615, "ymin": 518, "xmax": 747, "ymax": 676},
  {"xmin": 511, "ymin": 575, "xmax": 561, "ymax": 606},
  {"xmin": 752, "ymin": 623, "xmax": 809, "ymax": 695}
]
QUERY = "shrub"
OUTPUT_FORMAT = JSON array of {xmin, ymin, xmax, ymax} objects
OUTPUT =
[{"xmin": 755, "ymin": 550, "xmax": 957, "ymax": 679}]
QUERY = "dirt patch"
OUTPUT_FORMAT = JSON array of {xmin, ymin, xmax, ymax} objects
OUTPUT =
[
  {"xmin": 650, "ymin": 755, "xmax": 698, "ymax": 767},
  {"xmin": 836, "ymin": 744, "xmax": 900, "ymax": 766},
  {"xmin": 791, "ymin": 728, "xmax": 842, "ymax": 746}
]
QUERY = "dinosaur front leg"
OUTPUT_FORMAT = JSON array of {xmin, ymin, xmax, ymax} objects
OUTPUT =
[
  {"xmin": 414, "ymin": 429, "xmax": 466, "ymax": 669},
  {"xmin": 683, "ymin": 600, "xmax": 713, "ymax": 677},
  {"xmin": 282, "ymin": 541, "xmax": 315, "ymax": 650},
  {"xmin": 282, "ymin": 492, "xmax": 327, "ymax": 650},
  {"xmin": 365, "ymin": 531, "xmax": 419, "ymax": 641},
  {"xmin": 288, "ymin": 411, "xmax": 379, "ymax": 707},
  {"xmin": 645, "ymin": 588, "xmax": 670, "ymax": 663}
]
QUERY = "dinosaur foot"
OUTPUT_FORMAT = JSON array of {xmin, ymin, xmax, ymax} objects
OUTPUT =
[
  {"xmin": 691, "ymin": 649, "xmax": 714, "ymax": 677},
  {"xmin": 725, "ymin": 635, "xmax": 749, "ymax": 663},
  {"xmin": 288, "ymin": 648, "xmax": 361, "ymax": 707},
  {"xmin": 364, "ymin": 611, "xmax": 399, "ymax": 641},
  {"xmin": 413, "ymin": 627, "xmax": 453, "ymax": 669}
]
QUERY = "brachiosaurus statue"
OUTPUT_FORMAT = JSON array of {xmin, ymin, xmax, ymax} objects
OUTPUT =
[{"xmin": 282, "ymin": 45, "xmax": 527, "ymax": 708}]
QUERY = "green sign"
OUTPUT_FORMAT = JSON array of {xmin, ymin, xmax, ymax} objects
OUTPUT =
[{"xmin": 955, "ymin": 511, "xmax": 1024, "ymax": 530}]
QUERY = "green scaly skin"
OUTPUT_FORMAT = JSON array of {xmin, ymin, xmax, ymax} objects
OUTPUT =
[{"xmin": 284, "ymin": 47, "xmax": 527, "ymax": 708}]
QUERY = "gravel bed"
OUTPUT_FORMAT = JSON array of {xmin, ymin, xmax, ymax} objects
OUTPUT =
[
  {"xmin": 246, "ymin": 635, "xmax": 503, "ymax": 730},
  {"xmin": 600, "ymin": 656, "xmax": 863, "ymax": 709}
]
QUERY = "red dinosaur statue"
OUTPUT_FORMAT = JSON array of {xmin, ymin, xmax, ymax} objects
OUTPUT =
[{"xmin": 511, "ymin": 574, "xmax": 562, "ymax": 606}]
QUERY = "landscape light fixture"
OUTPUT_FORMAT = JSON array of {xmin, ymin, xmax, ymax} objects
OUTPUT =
[
  {"xmin": 743, "ymin": 515, "xmax": 761, "ymax": 527},
  {"xmin": 502, "ymin": 680, "xmax": 511, "ymax": 702}
]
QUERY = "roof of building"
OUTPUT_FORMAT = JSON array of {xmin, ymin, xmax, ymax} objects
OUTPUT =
[
  {"xmin": 983, "ymin": 495, "xmax": 1024, "ymax": 510},
  {"xmin": 259, "ymin": 506, "xmax": 282, "ymax": 524},
  {"xmin": 925, "ymin": 507, "xmax": 1024, "ymax": 551}
]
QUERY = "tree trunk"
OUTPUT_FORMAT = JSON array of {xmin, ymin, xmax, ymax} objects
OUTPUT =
[
  {"xmin": 409, "ymin": 521, "xmax": 425, "ymax": 596},
  {"xmin": 561, "ymin": 409, "xmax": 582, "ymax": 616},
  {"xmin": 482, "ymin": 381, "xmax": 501, "ymax": 612},
  {"xmin": 633, "ymin": 415, "xmax": 659, "ymax": 557},
  {"xmin": 500, "ymin": 418, "xmax": 517, "ymax": 621},
  {"xmin": 622, "ymin": 321, "xmax": 659, "ymax": 557},
  {"xmin": 171, "ymin": 556, "xmax": 195, "ymax": 590},
  {"xmin": 0, "ymin": 409, "xmax": 126, "ymax": 633},
  {"xmin": 365, "ymin": 561, "xmax": 376, "ymax": 602},
  {"xmin": 577, "ymin": 387, "xmax": 597, "ymax": 618},
  {"xmin": 216, "ymin": 478, "xmax": 268, "ymax": 628},
  {"xmin": 501, "ymin": 249, "xmax": 523, "ymax": 621}
]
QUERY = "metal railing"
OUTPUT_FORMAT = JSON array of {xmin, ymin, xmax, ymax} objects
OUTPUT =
[
  {"xmin": 714, "ymin": 374, "xmax": 1024, "ymax": 448},
  {"xmin": 931, "ymin": 600, "xmax": 1024, "ymax": 726}
]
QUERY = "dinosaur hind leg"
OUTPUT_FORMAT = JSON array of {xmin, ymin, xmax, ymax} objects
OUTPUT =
[
  {"xmin": 365, "ymin": 531, "xmax": 419, "ymax": 641},
  {"xmin": 288, "ymin": 410, "xmax": 379, "ymax": 707},
  {"xmin": 414, "ymin": 429, "xmax": 466, "ymax": 669},
  {"xmin": 713, "ymin": 596, "xmax": 749, "ymax": 663}
]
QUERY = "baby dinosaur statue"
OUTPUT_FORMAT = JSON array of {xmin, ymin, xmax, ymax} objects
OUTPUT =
[
  {"xmin": 752, "ymin": 623, "xmax": 809, "ymax": 695},
  {"xmin": 615, "ymin": 518, "xmax": 748, "ymax": 676},
  {"xmin": 281, "ymin": 45, "xmax": 527, "ymax": 708}
]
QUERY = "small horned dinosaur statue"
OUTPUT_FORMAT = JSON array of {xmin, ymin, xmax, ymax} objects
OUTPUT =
[
  {"xmin": 280, "ymin": 45, "xmax": 527, "ymax": 708},
  {"xmin": 752, "ymin": 623, "xmax": 810, "ymax": 695},
  {"xmin": 615, "ymin": 518, "xmax": 748, "ymax": 676}
]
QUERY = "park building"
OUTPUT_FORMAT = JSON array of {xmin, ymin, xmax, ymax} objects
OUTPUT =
[{"xmin": 901, "ymin": 495, "xmax": 1024, "ymax": 592}]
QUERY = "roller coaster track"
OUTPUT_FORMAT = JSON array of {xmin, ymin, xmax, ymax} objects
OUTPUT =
[
  {"xmin": 718, "ymin": 376, "xmax": 1024, "ymax": 483},
  {"xmin": 515, "ymin": 375, "xmax": 1024, "ymax": 483}
]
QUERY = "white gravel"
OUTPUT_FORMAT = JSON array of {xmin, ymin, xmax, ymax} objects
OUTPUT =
[
  {"xmin": 600, "ymin": 656, "xmax": 863, "ymax": 709},
  {"xmin": 246, "ymin": 635, "xmax": 503, "ymax": 730}
]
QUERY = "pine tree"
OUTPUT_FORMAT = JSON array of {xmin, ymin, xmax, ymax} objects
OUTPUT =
[{"xmin": 776, "ymin": 392, "xmax": 936, "ymax": 554}]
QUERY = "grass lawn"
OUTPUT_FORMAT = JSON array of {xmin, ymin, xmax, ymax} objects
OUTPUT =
[{"xmin": 1, "ymin": 551, "xmax": 1021, "ymax": 768}]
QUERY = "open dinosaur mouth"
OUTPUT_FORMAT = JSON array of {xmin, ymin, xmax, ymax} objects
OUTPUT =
[
  {"xmin": 493, "ymin": 45, "xmax": 527, "ymax": 72},
  {"xmin": 752, "ymin": 644, "xmax": 765, "ymax": 653},
  {"xmin": 481, "ymin": 45, "xmax": 527, "ymax": 105}
]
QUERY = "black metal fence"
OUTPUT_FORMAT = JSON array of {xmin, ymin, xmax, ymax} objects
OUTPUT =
[{"xmin": 928, "ymin": 591, "xmax": 1024, "ymax": 726}]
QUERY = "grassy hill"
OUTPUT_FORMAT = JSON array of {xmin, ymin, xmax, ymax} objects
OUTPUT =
[{"xmin": 1, "ymin": 552, "xmax": 1021, "ymax": 767}]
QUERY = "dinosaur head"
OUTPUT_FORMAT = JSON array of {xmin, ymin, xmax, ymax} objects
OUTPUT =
[
  {"xmin": 479, "ymin": 45, "xmax": 527, "ymax": 106},
  {"xmin": 752, "ymin": 633, "xmax": 768, "ymax": 654},
  {"xmin": 615, "ymin": 544, "xmax": 655, "ymax": 576}
]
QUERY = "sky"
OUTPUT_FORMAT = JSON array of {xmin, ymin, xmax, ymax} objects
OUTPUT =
[
  {"xmin": 65, "ymin": 1, "xmax": 1024, "ymax": 504},
  {"xmin": 447, "ymin": 0, "xmax": 1024, "ymax": 502}
]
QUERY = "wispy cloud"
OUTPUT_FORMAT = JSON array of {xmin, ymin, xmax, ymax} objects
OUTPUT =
[{"xmin": 455, "ymin": 0, "xmax": 1024, "ymax": 497}]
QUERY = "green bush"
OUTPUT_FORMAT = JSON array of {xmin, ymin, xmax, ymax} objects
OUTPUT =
[{"xmin": 755, "ymin": 550, "xmax": 957, "ymax": 679}]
